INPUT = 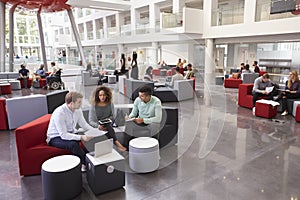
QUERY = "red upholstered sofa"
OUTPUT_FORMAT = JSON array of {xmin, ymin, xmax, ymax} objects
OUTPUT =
[
  {"xmin": 238, "ymin": 84, "xmax": 254, "ymax": 109},
  {"xmin": 0, "ymin": 98, "xmax": 8, "ymax": 130},
  {"xmin": 15, "ymin": 114, "xmax": 71, "ymax": 176},
  {"xmin": 224, "ymin": 78, "xmax": 242, "ymax": 88}
]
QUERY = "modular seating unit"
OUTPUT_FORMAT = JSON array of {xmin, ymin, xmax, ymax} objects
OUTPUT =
[
  {"xmin": 15, "ymin": 114, "xmax": 71, "ymax": 176},
  {"xmin": 6, "ymin": 94, "xmax": 48, "ymax": 129},
  {"xmin": 0, "ymin": 98, "xmax": 8, "ymax": 130},
  {"xmin": 238, "ymin": 84, "xmax": 254, "ymax": 109},
  {"xmin": 224, "ymin": 78, "xmax": 243, "ymax": 88},
  {"xmin": 46, "ymin": 90, "xmax": 69, "ymax": 114}
]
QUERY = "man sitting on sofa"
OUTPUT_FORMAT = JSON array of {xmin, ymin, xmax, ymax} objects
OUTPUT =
[
  {"xmin": 252, "ymin": 73, "xmax": 273, "ymax": 113},
  {"xmin": 125, "ymin": 85, "xmax": 162, "ymax": 137},
  {"xmin": 46, "ymin": 91, "xmax": 95, "ymax": 172},
  {"xmin": 184, "ymin": 63, "xmax": 195, "ymax": 79}
]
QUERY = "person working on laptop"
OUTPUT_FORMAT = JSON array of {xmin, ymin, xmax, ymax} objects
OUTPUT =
[
  {"xmin": 46, "ymin": 91, "xmax": 95, "ymax": 172},
  {"xmin": 89, "ymin": 86, "xmax": 127, "ymax": 151},
  {"xmin": 125, "ymin": 85, "xmax": 162, "ymax": 137}
]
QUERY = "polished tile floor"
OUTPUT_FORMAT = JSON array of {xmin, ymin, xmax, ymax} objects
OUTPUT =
[{"xmin": 1, "ymin": 68, "xmax": 300, "ymax": 200}]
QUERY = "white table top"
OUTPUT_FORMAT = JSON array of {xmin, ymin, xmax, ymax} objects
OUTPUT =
[
  {"xmin": 42, "ymin": 155, "xmax": 80, "ymax": 173},
  {"xmin": 129, "ymin": 137, "xmax": 158, "ymax": 149}
]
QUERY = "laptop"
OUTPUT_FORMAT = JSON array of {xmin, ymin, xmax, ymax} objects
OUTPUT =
[{"xmin": 94, "ymin": 139, "xmax": 113, "ymax": 158}]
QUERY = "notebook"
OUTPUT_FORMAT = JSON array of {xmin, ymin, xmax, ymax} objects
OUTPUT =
[{"xmin": 94, "ymin": 139, "xmax": 113, "ymax": 158}]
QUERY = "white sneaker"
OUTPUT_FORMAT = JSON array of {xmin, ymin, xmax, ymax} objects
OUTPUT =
[
  {"xmin": 81, "ymin": 164, "xmax": 87, "ymax": 172},
  {"xmin": 281, "ymin": 111, "xmax": 288, "ymax": 116},
  {"xmin": 252, "ymin": 107, "xmax": 255, "ymax": 115}
]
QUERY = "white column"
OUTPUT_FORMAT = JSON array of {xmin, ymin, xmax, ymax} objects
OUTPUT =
[
  {"xmin": 244, "ymin": 0, "xmax": 256, "ymax": 24},
  {"xmin": 149, "ymin": 3, "xmax": 160, "ymax": 33},
  {"xmin": 151, "ymin": 42, "xmax": 159, "ymax": 65},
  {"xmin": 173, "ymin": 0, "xmax": 185, "ymax": 13},
  {"xmin": 116, "ymin": 12, "xmax": 123, "ymax": 36},
  {"xmin": 131, "ymin": 8, "xmax": 140, "ymax": 35},
  {"xmin": 9, "ymin": 5, "xmax": 17, "ymax": 72},
  {"xmin": 205, "ymin": 39, "xmax": 214, "ymax": 74},
  {"xmin": 0, "ymin": 1, "xmax": 6, "ymax": 72},
  {"xmin": 103, "ymin": 16, "xmax": 108, "ymax": 39}
]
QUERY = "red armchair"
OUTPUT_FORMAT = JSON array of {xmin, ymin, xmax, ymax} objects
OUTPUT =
[
  {"xmin": 15, "ymin": 114, "xmax": 71, "ymax": 176},
  {"xmin": 0, "ymin": 98, "xmax": 8, "ymax": 130},
  {"xmin": 238, "ymin": 84, "xmax": 254, "ymax": 109},
  {"xmin": 224, "ymin": 78, "xmax": 242, "ymax": 88}
]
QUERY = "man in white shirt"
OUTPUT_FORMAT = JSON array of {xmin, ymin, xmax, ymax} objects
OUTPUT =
[
  {"xmin": 169, "ymin": 67, "xmax": 184, "ymax": 87},
  {"xmin": 47, "ymin": 91, "xmax": 94, "ymax": 171}
]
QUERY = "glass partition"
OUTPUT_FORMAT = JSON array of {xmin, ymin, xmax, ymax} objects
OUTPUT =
[
  {"xmin": 161, "ymin": 12, "xmax": 183, "ymax": 28},
  {"xmin": 211, "ymin": 2, "xmax": 244, "ymax": 26}
]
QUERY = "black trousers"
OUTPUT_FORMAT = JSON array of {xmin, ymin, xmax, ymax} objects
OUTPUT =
[{"xmin": 252, "ymin": 91, "xmax": 273, "ymax": 108}]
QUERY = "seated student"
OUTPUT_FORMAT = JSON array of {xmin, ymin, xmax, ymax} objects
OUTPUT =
[
  {"xmin": 46, "ymin": 91, "xmax": 95, "ymax": 172},
  {"xmin": 45, "ymin": 61, "xmax": 58, "ymax": 88},
  {"xmin": 143, "ymin": 66, "xmax": 153, "ymax": 82},
  {"xmin": 275, "ymin": 70, "xmax": 300, "ymax": 116},
  {"xmin": 252, "ymin": 73, "xmax": 274, "ymax": 113},
  {"xmin": 88, "ymin": 86, "xmax": 126, "ymax": 151},
  {"xmin": 184, "ymin": 63, "xmax": 195, "ymax": 79},
  {"xmin": 33, "ymin": 64, "xmax": 46, "ymax": 81},
  {"xmin": 125, "ymin": 85, "xmax": 162, "ymax": 137},
  {"xmin": 167, "ymin": 67, "xmax": 184, "ymax": 87},
  {"xmin": 242, "ymin": 64, "xmax": 252, "ymax": 74},
  {"xmin": 18, "ymin": 64, "xmax": 30, "ymax": 88}
]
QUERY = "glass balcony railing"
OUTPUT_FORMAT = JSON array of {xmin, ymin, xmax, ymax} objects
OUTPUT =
[
  {"xmin": 161, "ymin": 12, "xmax": 183, "ymax": 29},
  {"xmin": 120, "ymin": 24, "xmax": 131, "ymax": 36},
  {"xmin": 96, "ymin": 29, "xmax": 104, "ymax": 39},
  {"xmin": 87, "ymin": 31, "xmax": 93, "ymax": 40},
  {"xmin": 255, "ymin": 1, "xmax": 300, "ymax": 22},
  {"xmin": 136, "ymin": 22, "xmax": 150, "ymax": 34},
  {"xmin": 211, "ymin": 4, "xmax": 244, "ymax": 26},
  {"xmin": 107, "ymin": 27, "xmax": 117, "ymax": 38}
]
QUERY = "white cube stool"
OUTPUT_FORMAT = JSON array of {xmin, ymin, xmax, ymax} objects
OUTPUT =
[
  {"xmin": 8, "ymin": 80, "xmax": 21, "ymax": 90},
  {"xmin": 108, "ymin": 75, "xmax": 116, "ymax": 84},
  {"xmin": 293, "ymin": 101, "xmax": 300, "ymax": 117},
  {"xmin": 42, "ymin": 155, "xmax": 82, "ymax": 200},
  {"xmin": 129, "ymin": 137, "xmax": 159, "ymax": 173}
]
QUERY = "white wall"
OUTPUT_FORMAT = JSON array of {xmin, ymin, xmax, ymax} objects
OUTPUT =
[{"xmin": 161, "ymin": 44, "xmax": 189, "ymax": 65}]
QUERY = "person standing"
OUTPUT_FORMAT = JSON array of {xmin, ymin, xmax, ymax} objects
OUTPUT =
[
  {"xmin": 46, "ymin": 91, "xmax": 95, "ymax": 172},
  {"xmin": 89, "ymin": 86, "xmax": 127, "ymax": 151},
  {"xmin": 130, "ymin": 51, "xmax": 139, "ymax": 79}
]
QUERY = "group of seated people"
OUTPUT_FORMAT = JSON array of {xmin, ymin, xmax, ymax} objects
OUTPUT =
[
  {"xmin": 143, "ymin": 63, "xmax": 195, "ymax": 87},
  {"xmin": 231, "ymin": 61, "xmax": 260, "ymax": 79},
  {"xmin": 17, "ymin": 61, "xmax": 62, "ymax": 89},
  {"xmin": 252, "ymin": 71, "xmax": 300, "ymax": 116},
  {"xmin": 46, "ymin": 84, "xmax": 162, "ymax": 172}
]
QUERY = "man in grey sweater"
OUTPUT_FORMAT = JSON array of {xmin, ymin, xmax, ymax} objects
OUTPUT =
[{"xmin": 252, "ymin": 73, "xmax": 274, "ymax": 110}]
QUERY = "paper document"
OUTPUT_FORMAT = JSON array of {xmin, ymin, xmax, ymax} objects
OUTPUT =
[
  {"xmin": 265, "ymin": 86, "xmax": 274, "ymax": 93},
  {"xmin": 125, "ymin": 117, "xmax": 135, "ymax": 122},
  {"xmin": 84, "ymin": 128, "xmax": 107, "ymax": 137},
  {"xmin": 94, "ymin": 139, "xmax": 113, "ymax": 157},
  {"xmin": 256, "ymin": 99, "xmax": 280, "ymax": 107}
]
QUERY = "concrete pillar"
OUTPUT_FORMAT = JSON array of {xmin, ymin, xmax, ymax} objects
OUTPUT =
[
  {"xmin": 37, "ymin": 10, "xmax": 48, "ymax": 71},
  {"xmin": 205, "ymin": 39, "xmax": 214, "ymax": 74},
  {"xmin": 0, "ymin": 1, "xmax": 5, "ymax": 72},
  {"xmin": 151, "ymin": 42, "xmax": 159, "ymax": 65},
  {"xmin": 67, "ymin": 9, "xmax": 86, "ymax": 68},
  {"xmin": 9, "ymin": 4, "xmax": 18, "ymax": 72},
  {"xmin": 227, "ymin": 44, "xmax": 235, "ymax": 70},
  {"xmin": 103, "ymin": 16, "xmax": 108, "ymax": 39},
  {"xmin": 131, "ymin": 8, "xmax": 140, "ymax": 35},
  {"xmin": 149, "ymin": 3, "xmax": 160, "ymax": 33},
  {"xmin": 173, "ymin": 0, "xmax": 185, "ymax": 13}
]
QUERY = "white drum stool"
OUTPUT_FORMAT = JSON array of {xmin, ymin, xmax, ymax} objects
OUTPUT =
[
  {"xmin": 108, "ymin": 75, "xmax": 116, "ymax": 84},
  {"xmin": 129, "ymin": 137, "xmax": 159, "ymax": 173},
  {"xmin": 42, "ymin": 155, "xmax": 82, "ymax": 200}
]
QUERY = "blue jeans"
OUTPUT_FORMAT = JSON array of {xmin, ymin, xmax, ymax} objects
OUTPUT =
[{"xmin": 49, "ymin": 137, "xmax": 86, "ymax": 165}]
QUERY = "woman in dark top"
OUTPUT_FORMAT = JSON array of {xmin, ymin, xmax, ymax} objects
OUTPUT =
[
  {"xmin": 276, "ymin": 70, "xmax": 300, "ymax": 116},
  {"xmin": 89, "ymin": 86, "xmax": 126, "ymax": 151},
  {"xmin": 120, "ymin": 53, "xmax": 126, "ymax": 74}
]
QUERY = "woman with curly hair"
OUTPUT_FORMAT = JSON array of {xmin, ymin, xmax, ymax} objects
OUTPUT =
[
  {"xmin": 276, "ymin": 70, "xmax": 300, "ymax": 116},
  {"xmin": 89, "ymin": 86, "xmax": 126, "ymax": 151}
]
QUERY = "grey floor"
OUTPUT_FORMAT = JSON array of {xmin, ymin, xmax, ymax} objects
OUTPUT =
[{"xmin": 1, "ymin": 67, "xmax": 300, "ymax": 200}]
